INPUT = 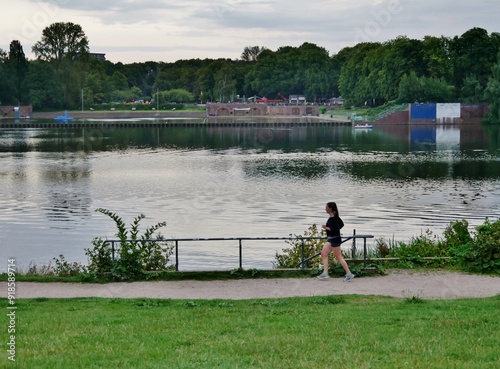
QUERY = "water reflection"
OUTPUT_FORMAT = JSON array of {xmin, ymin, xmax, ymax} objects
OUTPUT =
[{"xmin": 0, "ymin": 122, "xmax": 499, "ymax": 270}]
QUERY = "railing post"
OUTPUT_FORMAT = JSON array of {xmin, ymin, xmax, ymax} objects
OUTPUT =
[
  {"xmin": 239, "ymin": 239, "xmax": 243, "ymax": 269},
  {"xmin": 352, "ymin": 229, "xmax": 357, "ymax": 259},
  {"xmin": 300, "ymin": 238, "xmax": 305, "ymax": 269},
  {"xmin": 175, "ymin": 240, "xmax": 179, "ymax": 271},
  {"xmin": 363, "ymin": 237, "xmax": 367, "ymax": 268},
  {"xmin": 111, "ymin": 241, "xmax": 115, "ymax": 261}
]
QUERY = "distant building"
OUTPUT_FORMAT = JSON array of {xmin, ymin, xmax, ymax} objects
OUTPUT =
[
  {"xmin": 89, "ymin": 53, "xmax": 106, "ymax": 61},
  {"xmin": 289, "ymin": 95, "xmax": 306, "ymax": 105},
  {"xmin": 0, "ymin": 105, "xmax": 32, "ymax": 118},
  {"xmin": 329, "ymin": 97, "xmax": 345, "ymax": 106}
]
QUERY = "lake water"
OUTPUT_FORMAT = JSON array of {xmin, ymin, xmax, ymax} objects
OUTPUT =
[{"xmin": 1, "ymin": 121, "xmax": 499, "ymax": 271}]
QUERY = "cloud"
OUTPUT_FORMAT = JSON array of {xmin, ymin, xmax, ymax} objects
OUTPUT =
[{"xmin": 2, "ymin": 0, "xmax": 499, "ymax": 63}]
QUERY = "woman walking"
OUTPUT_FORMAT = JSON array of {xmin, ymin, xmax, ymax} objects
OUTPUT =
[{"xmin": 317, "ymin": 201, "xmax": 354, "ymax": 281}]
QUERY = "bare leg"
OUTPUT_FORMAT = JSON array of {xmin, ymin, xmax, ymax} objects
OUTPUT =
[
  {"xmin": 332, "ymin": 246, "xmax": 351, "ymax": 275},
  {"xmin": 320, "ymin": 242, "xmax": 333, "ymax": 273}
]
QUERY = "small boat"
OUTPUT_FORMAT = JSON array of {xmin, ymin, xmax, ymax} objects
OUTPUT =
[
  {"xmin": 54, "ymin": 111, "xmax": 74, "ymax": 121},
  {"xmin": 354, "ymin": 124, "xmax": 373, "ymax": 129}
]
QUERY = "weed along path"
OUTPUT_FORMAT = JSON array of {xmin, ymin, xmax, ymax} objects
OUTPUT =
[{"xmin": 5, "ymin": 270, "xmax": 500, "ymax": 300}]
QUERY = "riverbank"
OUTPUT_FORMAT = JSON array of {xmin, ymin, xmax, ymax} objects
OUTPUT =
[{"xmin": 29, "ymin": 110, "xmax": 207, "ymax": 120}]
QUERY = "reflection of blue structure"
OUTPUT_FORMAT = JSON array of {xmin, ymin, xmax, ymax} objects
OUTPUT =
[
  {"xmin": 410, "ymin": 126, "xmax": 436, "ymax": 147},
  {"xmin": 54, "ymin": 111, "xmax": 74, "ymax": 122}
]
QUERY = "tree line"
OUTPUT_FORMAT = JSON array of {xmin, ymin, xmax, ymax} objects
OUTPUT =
[{"xmin": 0, "ymin": 23, "xmax": 499, "ymax": 122}]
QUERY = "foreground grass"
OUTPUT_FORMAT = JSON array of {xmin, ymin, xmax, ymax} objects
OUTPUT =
[{"xmin": 1, "ymin": 295, "xmax": 499, "ymax": 369}]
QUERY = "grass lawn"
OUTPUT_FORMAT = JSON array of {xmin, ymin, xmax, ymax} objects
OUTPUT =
[{"xmin": 1, "ymin": 295, "xmax": 499, "ymax": 369}]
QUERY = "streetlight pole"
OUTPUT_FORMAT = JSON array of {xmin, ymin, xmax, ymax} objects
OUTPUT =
[{"xmin": 81, "ymin": 88, "xmax": 84, "ymax": 112}]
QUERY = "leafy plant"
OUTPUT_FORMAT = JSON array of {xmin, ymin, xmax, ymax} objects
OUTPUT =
[
  {"xmin": 273, "ymin": 224, "xmax": 326, "ymax": 269},
  {"xmin": 448, "ymin": 218, "xmax": 500, "ymax": 274},
  {"xmin": 53, "ymin": 254, "xmax": 87, "ymax": 276},
  {"xmin": 387, "ymin": 229, "xmax": 450, "ymax": 267},
  {"xmin": 85, "ymin": 208, "xmax": 174, "ymax": 280}
]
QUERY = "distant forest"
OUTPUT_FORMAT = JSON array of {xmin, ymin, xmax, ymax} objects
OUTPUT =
[{"xmin": 1, "ymin": 24, "xmax": 500, "ymax": 118}]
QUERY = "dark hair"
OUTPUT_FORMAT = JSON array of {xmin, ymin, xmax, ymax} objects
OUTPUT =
[{"xmin": 326, "ymin": 202, "xmax": 339, "ymax": 216}]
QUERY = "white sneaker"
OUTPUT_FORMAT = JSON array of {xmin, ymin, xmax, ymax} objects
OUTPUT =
[
  {"xmin": 317, "ymin": 273, "xmax": 330, "ymax": 280},
  {"xmin": 343, "ymin": 273, "xmax": 355, "ymax": 282}
]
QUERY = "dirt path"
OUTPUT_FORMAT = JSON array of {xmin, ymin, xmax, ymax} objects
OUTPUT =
[{"xmin": 4, "ymin": 270, "xmax": 499, "ymax": 300}]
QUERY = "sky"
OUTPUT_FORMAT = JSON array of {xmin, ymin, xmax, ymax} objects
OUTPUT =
[{"xmin": 1, "ymin": 0, "xmax": 499, "ymax": 64}]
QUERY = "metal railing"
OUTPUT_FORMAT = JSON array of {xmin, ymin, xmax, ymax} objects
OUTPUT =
[{"xmin": 103, "ymin": 232, "xmax": 374, "ymax": 271}]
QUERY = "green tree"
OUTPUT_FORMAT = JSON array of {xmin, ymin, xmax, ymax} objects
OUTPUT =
[
  {"xmin": 338, "ymin": 42, "xmax": 382, "ymax": 106},
  {"xmin": 32, "ymin": 22, "xmax": 89, "ymax": 64},
  {"xmin": 421, "ymin": 36, "xmax": 453, "ymax": 80},
  {"xmin": 398, "ymin": 71, "xmax": 453, "ymax": 103},
  {"xmin": 461, "ymin": 74, "xmax": 484, "ymax": 103},
  {"xmin": 0, "ymin": 48, "xmax": 16, "ymax": 105},
  {"xmin": 22, "ymin": 60, "xmax": 65, "ymax": 110},
  {"xmin": 214, "ymin": 63, "xmax": 237, "ymax": 102},
  {"xmin": 7, "ymin": 40, "xmax": 29, "ymax": 104},
  {"xmin": 160, "ymin": 89, "xmax": 194, "ymax": 103},
  {"xmin": 304, "ymin": 65, "xmax": 328, "ymax": 102},
  {"xmin": 241, "ymin": 46, "xmax": 268, "ymax": 62},
  {"xmin": 483, "ymin": 52, "xmax": 500, "ymax": 125},
  {"xmin": 246, "ymin": 43, "xmax": 333, "ymax": 100},
  {"xmin": 451, "ymin": 27, "xmax": 499, "ymax": 98},
  {"xmin": 380, "ymin": 36, "xmax": 426, "ymax": 101},
  {"xmin": 32, "ymin": 22, "xmax": 90, "ymax": 109}
]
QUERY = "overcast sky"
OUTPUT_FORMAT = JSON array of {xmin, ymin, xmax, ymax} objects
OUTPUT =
[{"xmin": 1, "ymin": 0, "xmax": 499, "ymax": 64}]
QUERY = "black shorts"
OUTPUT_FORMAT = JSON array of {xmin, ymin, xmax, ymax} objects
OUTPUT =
[{"xmin": 327, "ymin": 236, "xmax": 341, "ymax": 247}]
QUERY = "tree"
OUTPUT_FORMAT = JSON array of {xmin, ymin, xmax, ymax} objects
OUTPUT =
[
  {"xmin": 397, "ymin": 71, "xmax": 453, "ymax": 103},
  {"xmin": 451, "ymin": 27, "xmax": 498, "ymax": 97},
  {"xmin": 160, "ymin": 89, "xmax": 194, "ymax": 104},
  {"xmin": 22, "ymin": 61, "xmax": 65, "ymax": 110},
  {"xmin": 0, "ymin": 48, "xmax": 16, "ymax": 105},
  {"xmin": 421, "ymin": 36, "xmax": 453, "ymax": 80},
  {"xmin": 338, "ymin": 42, "xmax": 382, "ymax": 106},
  {"xmin": 32, "ymin": 22, "xmax": 90, "ymax": 108},
  {"xmin": 214, "ymin": 63, "xmax": 237, "ymax": 102},
  {"xmin": 32, "ymin": 22, "xmax": 89, "ymax": 64},
  {"xmin": 7, "ymin": 40, "xmax": 29, "ymax": 103},
  {"xmin": 240, "ymin": 46, "xmax": 267, "ymax": 62},
  {"xmin": 483, "ymin": 52, "xmax": 500, "ymax": 125}
]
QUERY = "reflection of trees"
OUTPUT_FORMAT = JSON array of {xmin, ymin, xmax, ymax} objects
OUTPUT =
[
  {"xmin": 40, "ymin": 156, "xmax": 92, "ymax": 224},
  {"xmin": 342, "ymin": 159, "xmax": 500, "ymax": 180},
  {"xmin": 243, "ymin": 158, "xmax": 330, "ymax": 179}
]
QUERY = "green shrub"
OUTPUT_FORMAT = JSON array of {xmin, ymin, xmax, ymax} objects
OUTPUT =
[
  {"xmin": 448, "ymin": 218, "xmax": 500, "ymax": 274},
  {"xmin": 273, "ymin": 224, "xmax": 326, "ymax": 269},
  {"xmin": 85, "ymin": 208, "xmax": 174, "ymax": 280},
  {"xmin": 388, "ymin": 229, "xmax": 448, "ymax": 267},
  {"xmin": 53, "ymin": 254, "xmax": 87, "ymax": 277}
]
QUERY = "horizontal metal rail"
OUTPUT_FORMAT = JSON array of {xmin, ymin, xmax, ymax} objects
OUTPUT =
[{"xmin": 102, "ymin": 233, "xmax": 374, "ymax": 271}]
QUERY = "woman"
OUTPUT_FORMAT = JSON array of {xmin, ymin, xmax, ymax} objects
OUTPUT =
[{"xmin": 317, "ymin": 201, "xmax": 354, "ymax": 281}]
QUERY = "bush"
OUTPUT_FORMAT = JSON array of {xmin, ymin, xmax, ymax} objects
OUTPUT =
[
  {"xmin": 273, "ymin": 224, "xmax": 325, "ymax": 269},
  {"xmin": 387, "ymin": 229, "xmax": 450, "ymax": 267},
  {"xmin": 85, "ymin": 208, "xmax": 174, "ymax": 280},
  {"xmin": 53, "ymin": 254, "xmax": 87, "ymax": 277},
  {"xmin": 448, "ymin": 218, "xmax": 500, "ymax": 274}
]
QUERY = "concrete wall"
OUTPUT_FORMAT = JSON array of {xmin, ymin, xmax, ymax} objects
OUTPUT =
[
  {"xmin": 207, "ymin": 103, "xmax": 266, "ymax": 116},
  {"xmin": 373, "ymin": 110, "xmax": 409, "ymax": 124},
  {"xmin": 267, "ymin": 105, "xmax": 318, "ymax": 116},
  {"xmin": 436, "ymin": 103, "xmax": 460, "ymax": 123},
  {"xmin": 207, "ymin": 103, "xmax": 319, "ymax": 116}
]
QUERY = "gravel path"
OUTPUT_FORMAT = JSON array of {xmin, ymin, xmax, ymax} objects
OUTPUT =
[{"xmin": 4, "ymin": 270, "xmax": 499, "ymax": 300}]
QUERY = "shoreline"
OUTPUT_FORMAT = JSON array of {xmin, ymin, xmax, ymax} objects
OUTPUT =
[{"xmin": 0, "ymin": 110, "xmax": 354, "ymax": 125}]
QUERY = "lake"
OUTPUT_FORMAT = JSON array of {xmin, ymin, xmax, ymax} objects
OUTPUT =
[{"xmin": 1, "ymin": 121, "xmax": 499, "ymax": 271}]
